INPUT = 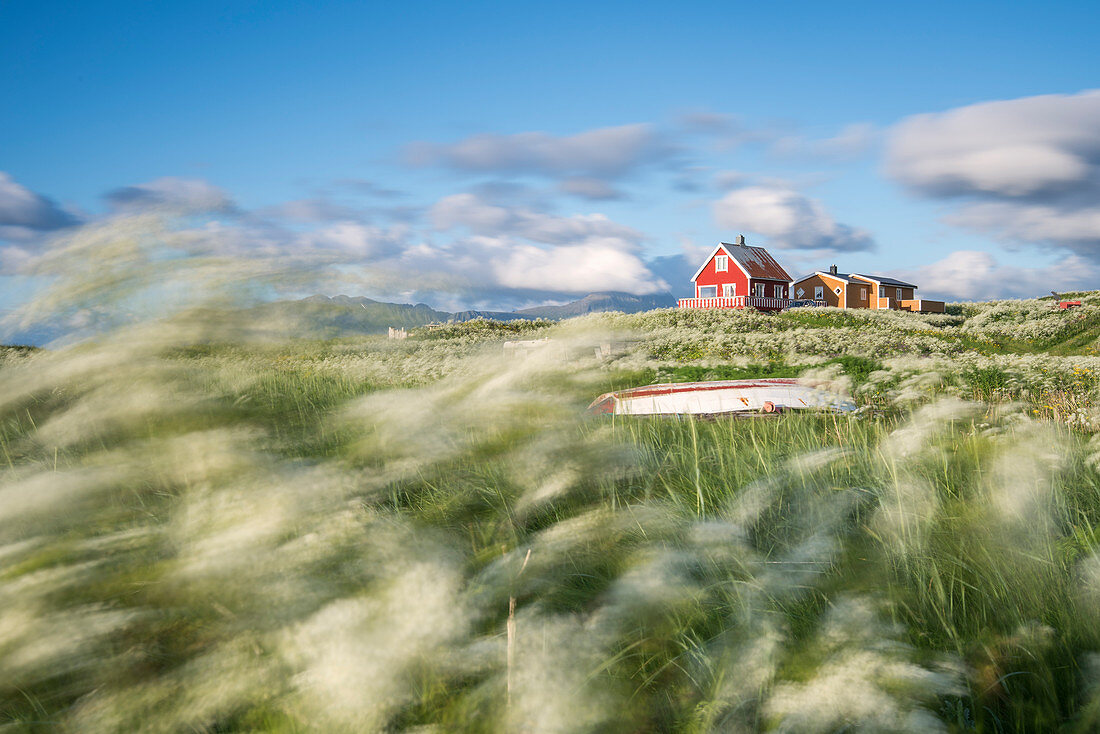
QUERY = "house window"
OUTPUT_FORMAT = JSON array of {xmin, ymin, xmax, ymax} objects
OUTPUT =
[
  {"xmin": 698, "ymin": 285, "xmax": 717, "ymax": 298},
  {"xmin": 754, "ymin": 282, "xmax": 765, "ymax": 297},
  {"xmin": 879, "ymin": 286, "xmax": 885, "ymax": 298},
  {"xmin": 834, "ymin": 287, "xmax": 842, "ymax": 295},
  {"xmin": 861, "ymin": 288, "xmax": 867, "ymax": 300},
  {"xmin": 722, "ymin": 283, "xmax": 735, "ymax": 297},
  {"xmin": 773, "ymin": 284, "xmax": 784, "ymax": 298},
  {"xmin": 814, "ymin": 286, "xmax": 824, "ymax": 300},
  {"xmin": 896, "ymin": 287, "xmax": 902, "ymax": 300},
  {"xmin": 715, "ymin": 255, "xmax": 728, "ymax": 272},
  {"xmin": 796, "ymin": 287, "xmax": 805, "ymax": 298}
]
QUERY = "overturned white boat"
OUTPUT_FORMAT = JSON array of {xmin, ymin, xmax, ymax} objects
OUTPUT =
[{"xmin": 588, "ymin": 378, "xmax": 856, "ymax": 416}]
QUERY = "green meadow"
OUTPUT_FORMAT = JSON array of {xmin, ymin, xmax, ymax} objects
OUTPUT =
[{"xmin": 3, "ymin": 285, "xmax": 1100, "ymax": 732}]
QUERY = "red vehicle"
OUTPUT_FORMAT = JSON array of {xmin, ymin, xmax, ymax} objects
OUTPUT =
[{"xmin": 1052, "ymin": 292, "xmax": 1082, "ymax": 309}]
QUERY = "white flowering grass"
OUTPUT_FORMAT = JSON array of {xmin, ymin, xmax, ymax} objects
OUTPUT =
[{"xmin": 3, "ymin": 219, "xmax": 1100, "ymax": 731}]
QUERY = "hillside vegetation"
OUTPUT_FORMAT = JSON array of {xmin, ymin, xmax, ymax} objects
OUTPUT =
[
  {"xmin": 3, "ymin": 291, "xmax": 1100, "ymax": 732},
  {"xmin": 229, "ymin": 291, "xmax": 678, "ymax": 341}
]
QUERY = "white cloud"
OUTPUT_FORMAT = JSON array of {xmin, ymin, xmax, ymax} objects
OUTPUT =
[
  {"xmin": 105, "ymin": 177, "xmax": 235, "ymax": 213},
  {"xmin": 886, "ymin": 90, "xmax": 1100, "ymax": 255},
  {"xmin": 258, "ymin": 199, "xmax": 362, "ymax": 222},
  {"xmin": 558, "ymin": 177, "xmax": 622, "ymax": 200},
  {"xmin": 887, "ymin": 90, "xmax": 1100, "ymax": 197},
  {"xmin": 4, "ymin": 169, "xmax": 668, "ymax": 310},
  {"xmin": 487, "ymin": 239, "xmax": 664, "ymax": 294},
  {"xmin": 0, "ymin": 245, "xmax": 35, "ymax": 272},
  {"xmin": 713, "ymin": 170, "xmax": 747, "ymax": 190},
  {"xmin": 399, "ymin": 235, "xmax": 666, "ymax": 296},
  {"xmin": 771, "ymin": 122, "xmax": 879, "ymax": 161},
  {"xmin": 429, "ymin": 193, "xmax": 642, "ymax": 245},
  {"xmin": 904, "ymin": 250, "xmax": 1099, "ymax": 300},
  {"xmin": 676, "ymin": 110, "xmax": 780, "ymax": 151},
  {"xmin": 403, "ymin": 124, "xmax": 671, "ymax": 178},
  {"xmin": 0, "ymin": 172, "xmax": 79, "ymax": 235},
  {"xmin": 713, "ymin": 185, "xmax": 874, "ymax": 252},
  {"xmin": 678, "ymin": 110, "xmax": 742, "ymax": 134},
  {"xmin": 403, "ymin": 191, "xmax": 668, "ymax": 297},
  {"xmin": 679, "ymin": 110, "xmax": 877, "ymax": 162},
  {"xmin": 943, "ymin": 202, "xmax": 1100, "ymax": 246},
  {"xmin": 299, "ymin": 222, "xmax": 408, "ymax": 260}
]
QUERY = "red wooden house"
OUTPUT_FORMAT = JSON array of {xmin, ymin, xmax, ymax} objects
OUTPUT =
[{"xmin": 677, "ymin": 235, "xmax": 798, "ymax": 311}]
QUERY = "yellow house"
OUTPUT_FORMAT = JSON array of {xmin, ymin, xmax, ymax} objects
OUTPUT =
[
  {"xmin": 791, "ymin": 266, "xmax": 945, "ymax": 313},
  {"xmin": 790, "ymin": 266, "xmax": 873, "ymax": 309}
]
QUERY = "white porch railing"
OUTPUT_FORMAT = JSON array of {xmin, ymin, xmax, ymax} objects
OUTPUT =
[
  {"xmin": 677, "ymin": 296, "xmax": 826, "ymax": 310},
  {"xmin": 677, "ymin": 296, "xmax": 745, "ymax": 309}
]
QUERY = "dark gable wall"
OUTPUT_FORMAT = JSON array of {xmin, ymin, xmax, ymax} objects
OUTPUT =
[{"xmin": 749, "ymin": 278, "xmax": 790, "ymax": 299}]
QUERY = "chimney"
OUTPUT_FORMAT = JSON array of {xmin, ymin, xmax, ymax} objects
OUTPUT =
[
  {"xmin": 829, "ymin": 264, "xmax": 838, "ymax": 275},
  {"xmin": 734, "ymin": 234, "xmax": 746, "ymax": 246}
]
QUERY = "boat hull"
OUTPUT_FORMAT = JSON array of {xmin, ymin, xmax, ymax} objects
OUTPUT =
[{"xmin": 588, "ymin": 379, "xmax": 855, "ymax": 416}]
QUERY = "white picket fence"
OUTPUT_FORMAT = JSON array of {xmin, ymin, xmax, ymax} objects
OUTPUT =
[{"xmin": 677, "ymin": 296, "xmax": 825, "ymax": 310}]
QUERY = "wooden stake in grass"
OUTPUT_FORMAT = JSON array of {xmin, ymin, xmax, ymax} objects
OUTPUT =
[{"xmin": 507, "ymin": 548, "xmax": 532, "ymax": 708}]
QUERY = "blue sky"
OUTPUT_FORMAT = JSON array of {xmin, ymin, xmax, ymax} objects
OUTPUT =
[{"xmin": 3, "ymin": 0, "xmax": 1099, "ymax": 316}]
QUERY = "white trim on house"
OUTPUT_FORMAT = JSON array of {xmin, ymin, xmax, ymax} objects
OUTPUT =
[
  {"xmin": 689, "ymin": 244, "xmax": 728, "ymax": 283},
  {"xmin": 689, "ymin": 243, "xmax": 753, "ymax": 283},
  {"xmin": 791, "ymin": 271, "xmax": 853, "ymax": 285}
]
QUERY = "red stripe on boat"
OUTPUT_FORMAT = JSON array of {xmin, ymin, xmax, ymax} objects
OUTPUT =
[{"xmin": 615, "ymin": 379, "xmax": 800, "ymax": 400}]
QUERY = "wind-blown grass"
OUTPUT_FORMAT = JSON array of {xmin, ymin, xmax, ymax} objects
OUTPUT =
[{"xmin": 2, "ymin": 220, "xmax": 1100, "ymax": 732}]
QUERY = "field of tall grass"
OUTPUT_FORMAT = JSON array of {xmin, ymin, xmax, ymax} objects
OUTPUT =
[{"xmin": 3, "ymin": 222, "xmax": 1100, "ymax": 732}]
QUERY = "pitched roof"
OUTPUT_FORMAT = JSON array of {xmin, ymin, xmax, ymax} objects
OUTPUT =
[
  {"xmin": 793, "ymin": 270, "xmax": 856, "ymax": 284},
  {"xmin": 690, "ymin": 241, "xmax": 792, "ymax": 282},
  {"xmin": 852, "ymin": 273, "xmax": 918, "ymax": 289},
  {"xmin": 729, "ymin": 243, "xmax": 793, "ymax": 281}
]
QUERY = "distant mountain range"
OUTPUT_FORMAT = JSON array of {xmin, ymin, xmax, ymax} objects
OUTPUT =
[
  {"xmin": 512, "ymin": 291, "xmax": 676, "ymax": 319},
  {"xmin": 1, "ymin": 292, "xmax": 677, "ymax": 346},
  {"xmin": 245, "ymin": 291, "xmax": 677, "ymax": 338}
]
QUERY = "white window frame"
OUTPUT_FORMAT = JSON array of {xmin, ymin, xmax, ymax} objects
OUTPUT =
[
  {"xmin": 879, "ymin": 286, "xmax": 885, "ymax": 298},
  {"xmin": 861, "ymin": 288, "xmax": 867, "ymax": 301},
  {"xmin": 753, "ymin": 282, "xmax": 765, "ymax": 297},
  {"xmin": 715, "ymin": 255, "xmax": 728, "ymax": 272},
  {"xmin": 698, "ymin": 285, "xmax": 717, "ymax": 298},
  {"xmin": 722, "ymin": 283, "xmax": 735, "ymax": 297},
  {"xmin": 896, "ymin": 287, "xmax": 902, "ymax": 300},
  {"xmin": 814, "ymin": 286, "xmax": 824, "ymax": 300},
  {"xmin": 796, "ymin": 287, "xmax": 805, "ymax": 298},
  {"xmin": 773, "ymin": 284, "xmax": 783, "ymax": 298}
]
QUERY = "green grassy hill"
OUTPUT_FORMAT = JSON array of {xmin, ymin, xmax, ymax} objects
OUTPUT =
[
  {"xmin": 2, "ymin": 292, "xmax": 1100, "ymax": 732},
  {"xmin": 236, "ymin": 291, "xmax": 678, "ymax": 340}
]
